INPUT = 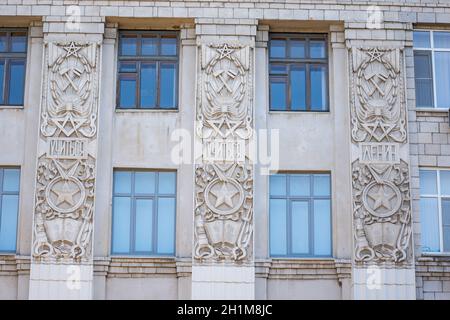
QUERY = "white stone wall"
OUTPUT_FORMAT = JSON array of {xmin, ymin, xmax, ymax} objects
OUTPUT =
[{"xmin": 0, "ymin": 0, "xmax": 448, "ymax": 299}]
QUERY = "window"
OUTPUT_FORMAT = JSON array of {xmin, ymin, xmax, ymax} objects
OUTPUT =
[
  {"xmin": 0, "ymin": 29, "xmax": 27, "ymax": 106},
  {"xmin": 269, "ymin": 34, "xmax": 328, "ymax": 111},
  {"xmin": 413, "ymin": 30, "xmax": 450, "ymax": 109},
  {"xmin": 112, "ymin": 170, "xmax": 176, "ymax": 255},
  {"xmin": 0, "ymin": 168, "xmax": 20, "ymax": 252},
  {"xmin": 117, "ymin": 31, "xmax": 178, "ymax": 109},
  {"xmin": 419, "ymin": 169, "xmax": 450, "ymax": 253},
  {"xmin": 269, "ymin": 173, "xmax": 332, "ymax": 257}
]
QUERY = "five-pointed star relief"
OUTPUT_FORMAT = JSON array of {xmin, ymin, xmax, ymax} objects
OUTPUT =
[
  {"xmin": 362, "ymin": 120, "xmax": 395, "ymax": 142},
  {"xmin": 63, "ymin": 42, "xmax": 82, "ymax": 57},
  {"xmin": 207, "ymin": 118, "xmax": 242, "ymax": 138},
  {"xmin": 52, "ymin": 181, "xmax": 80, "ymax": 206},
  {"xmin": 367, "ymin": 48, "xmax": 384, "ymax": 62},
  {"xmin": 368, "ymin": 185, "xmax": 396, "ymax": 210},
  {"xmin": 210, "ymin": 182, "xmax": 238, "ymax": 208},
  {"xmin": 52, "ymin": 113, "xmax": 87, "ymax": 137},
  {"xmin": 216, "ymin": 44, "xmax": 234, "ymax": 60}
]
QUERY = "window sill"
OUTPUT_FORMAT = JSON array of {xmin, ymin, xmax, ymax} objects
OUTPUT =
[
  {"xmin": 115, "ymin": 108, "xmax": 178, "ymax": 113},
  {"xmin": 268, "ymin": 110, "xmax": 330, "ymax": 114},
  {"xmin": 415, "ymin": 108, "xmax": 449, "ymax": 114},
  {"xmin": 0, "ymin": 105, "xmax": 24, "ymax": 110},
  {"xmin": 421, "ymin": 252, "xmax": 450, "ymax": 257},
  {"xmin": 270, "ymin": 256, "xmax": 334, "ymax": 261}
]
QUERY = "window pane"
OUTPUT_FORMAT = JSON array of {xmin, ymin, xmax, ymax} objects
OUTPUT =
[
  {"xmin": 135, "ymin": 199, "xmax": 153, "ymax": 252},
  {"xmin": 119, "ymin": 77, "xmax": 136, "ymax": 108},
  {"xmin": 270, "ymin": 175, "xmax": 286, "ymax": 196},
  {"xmin": 157, "ymin": 197, "xmax": 175, "ymax": 254},
  {"xmin": 420, "ymin": 197, "xmax": 440, "ymax": 252},
  {"xmin": 8, "ymin": 60, "xmax": 25, "ymax": 105},
  {"xmin": 310, "ymin": 65, "xmax": 327, "ymax": 111},
  {"xmin": 313, "ymin": 199, "xmax": 331, "ymax": 255},
  {"xmin": 0, "ymin": 195, "xmax": 19, "ymax": 251},
  {"xmin": 415, "ymin": 79, "xmax": 434, "ymax": 108},
  {"xmin": 310, "ymin": 40, "xmax": 326, "ymax": 58},
  {"xmin": 158, "ymin": 172, "xmax": 176, "ymax": 194},
  {"xmin": 443, "ymin": 199, "xmax": 450, "ymax": 251},
  {"xmin": 142, "ymin": 36, "xmax": 157, "ymax": 55},
  {"xmin": 290, "ymin": 40, "xmax": 305, "ymax": 58},
  {"xmin": 414, "ymin": 52, "xmax": 433, "ymax": 78},
  {"xmin": 0, "ymin": 61, "xmax": 4, "ymax": 104},
  {"xmin": 140, "ymin": 63, "xmax": 156, "ymax": 108},
  {"xmin": 420, "ymin": 170, "xmax": 437, "ymax": 195},
  {"xmin": 290, "ymin": 65, "xmax": 306, "ymax": 111},
  {"xmin": 11, "ymin": 33, "xmax": 26, "ymax": 52},
  {"xmin": 134, "ymin": 171, "xmax": 155, "ymax": 194},
  {"xmin": 119, "ymin": 62, "xmax": 136, "ymax": 72},
  {"xmin": 159, "ymin": 63, "xmax": 176, "ymax": 108},
  {"xmin": 121, "ymin": 35, "xmax": 137, "ymax": 56},
  {"xmin": 291, "ymin": 201, "xmax": 309, "ymax": 254},
  {"xmin": 414, "ymin": 52, "xmax": 434, "ymax": 108},
  {"xmin": 3, "ymin": 168, "xmax": 20, "ymax": 192},
  {"xmin": 0, "ymin": 33, "xmax": 6, "ymax": 52},
  {"xmin": 114, "ymin": 171, "xmax": 132, "ymax": 194},
  {"xmin": 112, "ymin": 197, "xmax": 131, "ymax": 253},
  {"xmin": 270, "ymin": 64, "xmax": 287, "ymax": 75},
  {"xmin": 270, "ymin": 40, "xmax": 286, "ymax": 58},
  {"xmin": 161, "ymin": 37, "xmax": 177, "ymax": 56},
  {"xmin": 313, "ymin": 174, "xmax": 330, "ymax": 196},
  {"xmin": 270, "ymin": 79, "xmax": 287, "ymax": 111},
  {"xmin": 441, "ymin": 171, "xmax": 450, "ymax": 195},
  {"xmin": 413, "ymin": 31, "xmax": 431, "ymax": 48},
  {"xmin": 433, "ymin": 31, "xmax": 450, "ymax": 49},
  {"xmin": 289, "ymin": 174, "xmax": 309, "ymax": 197},
  {"xmin": 269, "ymin": 199, "xmax": 287, "ymax": 255},
  {"xmin": 444, "ymin": 226, "xmax": 450, "ymax": 252},
  {"xmin": 434, "ymin": 52, "xmax": 450, "ymax": 108}
]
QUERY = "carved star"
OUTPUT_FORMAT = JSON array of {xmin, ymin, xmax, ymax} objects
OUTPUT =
[
  {"xmin": 367, "ymin": 48, "xmax": 384, "ymax": 62},
  {"xmin": 207, "ymin": 118, "xmax": 242, "ymax": 138},
  {"xmin": 51, "ymin": 181, "xmax": 80, "ymax": 206},
  {"xmin": 210, "ymin": 182, "xmax": 238, "ymax": 208},
  {"xmin": 368, "ymin": 185, "xmax": 396, "ymax": 210},
  {"xmin": 63, "ymin": 42, "xmax": 82, "ymax": 57},
  {"xmin": 217, "ymin": 44, "xmax": 234, "ymax": 60},
  {"xmin": 362, "ymin": 120, "xmax": 395, "ymax": 142},
  {"xmin": 52, "ymin": 113, "xmax": 86, "ymax": 137}
]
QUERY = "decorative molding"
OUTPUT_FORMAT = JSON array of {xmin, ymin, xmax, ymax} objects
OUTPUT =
[
  {"xmin": 32, "ymin": 42, "xmax": 100, "ymax": 261},
  {"xmin": 194, "ymin": 43, "xmax": 254, "ymax": 262}
]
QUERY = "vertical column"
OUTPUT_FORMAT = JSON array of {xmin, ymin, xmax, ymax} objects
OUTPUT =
[
  {"xmin": 192, "ymin": 21, "xmax": 255, "ymax": 300},
  {"xmin": 348, "ymin": 46, "xmax": 416, "ymax": 299},
  {"xmin": 29, "ymin": 23, "xmax": 103, "ymax": 299}
]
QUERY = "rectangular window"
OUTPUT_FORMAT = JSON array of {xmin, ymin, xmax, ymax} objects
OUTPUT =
[
  {"xmin": 269, "ymin": 34, "xmax": 328, "ymax": 112},
  {"xmin": 413, "ymin": 30, "xmax": 450, "ymax": 109},
  {"xmin": 112, "ymin": 170, "xmax": 176, "ymax": 256},
  {"xmin": 117, "ymin": 31, "xmax": 178, "ymax": 110},
  {"xmin": 0, "ymin": 168, "xmax": 20, "ymax": 252},
  {"xmin": 420, "ymin": 169, "xmax": 450, "ymax": 253},
  {"xmin": 0, "ymin": 29, "xmax": 27, "ymax": 106},
  {"xmin": 269, "ymin": 173, "xmax": 332, "ymax": 257}
]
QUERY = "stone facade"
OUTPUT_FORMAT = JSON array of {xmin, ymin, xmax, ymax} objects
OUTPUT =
[{"xmin": 0, "ymin": 0, "xmax": 449, "ymax": 300}]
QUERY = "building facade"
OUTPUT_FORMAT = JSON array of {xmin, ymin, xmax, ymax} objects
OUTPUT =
[{"xmin": 0, "ymin": 0, "xmax": 449, "ymax": 300}]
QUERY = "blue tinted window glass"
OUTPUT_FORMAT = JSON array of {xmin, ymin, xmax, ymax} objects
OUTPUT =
[
  {"xmin": 289, "ymin": 175, "xmax": 309, "ymax": 197},
  {"xmin": 140, "ymin": 63, "xmax": 156, "ymax": 108},
  {"xmin": 270, "ymin": 40, "xmax": 286, "ymax": 58},
  {"xmin": 269, "ymin": 199, "xmax": 287, "ymax": 255},
  {"xmin": 441, "ymin": 171, "xmax": 450, "ymax": 195},
  {"xmin": 310, "ymin": 40, "xmax": 326, "ymax": 58},
  {"xmin": 413, "ymin": 31, "xmax": 431, "ymax": 48},
  {"xmin": 157, "ymin": 197, "xmax": 175, "ymax": 254},
  {"xmin": 313, "ymin": 199, "xmax": 331, "ymax": 255},
  {"xmin": 0, "ymin": 195, "xmax": 19, "ymax": 251},
  {"xmin": 3, "ymin": 169, "xmax": 20, "ymax": 192},
  {"xmin": 420, "ymin": 197, "xmax": 440, "ymax": 252},
  {"xmin": 161, "ymin": 37, "xmax": 177, "ymax": 56},
  {"xmin": 290, "ymin": 40, "xmax": 305, "ymax": 58},
  {"xmin": 270, "ymin": 79, "xmax": 287, "ymax": 110},
  {"xmin": 420, "ymin": 170, "xmax": 437, "ymax": 195},
  {"xmin": 433, "ymin": 31, "xmax": 450, "ymax": 49},
  {"xmin": 313, "ymin": 174, "xmax": 330, "ymax": 196},
  {"xmin": 414, "ymin": 52, "xmax": 434, "ymax": 108},
  {"xmin": 8, "ymin": 60, "xmax": 25, "ymax": 105},
  {"xmin": 135, "ymin": 199, "xmax": 153, "ymax": 252},
  {"xmin": 291, "ymin": 201, "xmax": 309, "ymax": 254},
  {"xmin": 291, "ymin": 65, "xmax": 306, "ymax": 111},
  {"xmin": 119, "ymin": 77, "xmax": 136, "ymax": 108},
  {"xmin": 270, "ymin": 64, "xmax": 287, "ymax": 74},
  {"xmin": 121, "ymin": 35, "xmax": 137, "ymax": 55},
  {"xmin": 434, "ymin": 51, "xmax": 450, "ymax": 108},
  {"xmin": 112, "ymin": 197, "xmax": 131, "ymax": 253},
  {"xmin": 158, "ymin": 172, "xmax": 176, "ymax": 194},
  {"xmin": 159, "ymin": 63, "xmax": 176, "ymax": 108},
  {"xmin": 0, "ymin": 33, "xmax": 6, "ymax": 52},
  {"xmin": 11, "ymin": 33, "xmax": 26, "ymax": 52},
  {"xmin": 135, "ymin": 171, "xmax": 155, "ymax": 194},
  {"xmin": 114, "ymin": 171, "xmax": 132, "ymax": 194},
  {"xmin": 443, "ymin": 199, "xmax": 450, "ymax": 252},
  {"xmin": 0, "ymin": 61, "xmax": 4, "ymax": 104},
  {"xmin": 310, "ymin": 65, "xmax": 327, "ymax": 111},
  {"xmin": 119, "ymin": 62, "xmax": 136, "ymax": 72},
  {"xmin": 142, "ymin": 36, "xmax": 157, "ymax": 55},
  {"xmin": 270, "ymin": 175, "xmax": 286, "ymax": 196}
]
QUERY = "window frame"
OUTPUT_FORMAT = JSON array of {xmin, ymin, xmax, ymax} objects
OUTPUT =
[
  {"xmin": 413, "ymin": 29, "xmax": 450, "ymax": 110},
  {"xmin": 0, "ymin": 167, "xmax": 20, "ymax": 254},
  {"xmin": 269, "ymin": 172, "xmax": 333, "ymax": 258},
  {"xmin": 0, "ymin": 28, "xmax": 27, "ymax": 107},
  {"xmin": 116, "ymin": 30, "xmax": 179, "ymax": 110},
  {"xmin": 420, "ymin": 168, "xmax": 450, "ymax": 253},
  {"xmin": 268, "ymin": 33, "xmax": 329, "ymax": 112},
  {"xmin": 111, "ymin": 169, "xmax": 177, "ymax": 257}
]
